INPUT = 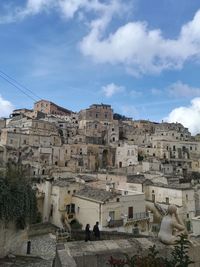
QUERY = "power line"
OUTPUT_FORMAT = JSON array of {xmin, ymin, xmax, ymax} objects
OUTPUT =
[
  {"xmin": 0, "ymin": 72, "xmax": 37, "ymax": 102},
  {"xmin": 0, "ymin": 70, "xmax": 42, "ymax": 102}
]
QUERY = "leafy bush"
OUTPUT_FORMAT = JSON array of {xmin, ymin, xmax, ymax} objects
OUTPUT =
[{"xmin": 107, "ymin": 235, "xmax": 193, "ymax": 267}]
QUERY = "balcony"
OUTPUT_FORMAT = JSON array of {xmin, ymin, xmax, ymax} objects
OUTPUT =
[
  {"xmin": 108, "ymin": 219, "xmax": 123, "ymax": 228},
  {"xmin": 125, "ymin": 212, "xmax": 149, "ymax": 225}
]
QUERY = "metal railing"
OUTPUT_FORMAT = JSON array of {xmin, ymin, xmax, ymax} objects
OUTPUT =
[
  {"xmin": 108, "ymin": 219, "xmax": 123, "ymax": 228},
  {"xmin": 127, "ymin": 212, "xmax": 149, "ymax": 221}
]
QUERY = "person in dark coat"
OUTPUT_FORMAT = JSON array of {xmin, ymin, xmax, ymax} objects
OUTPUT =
[
  {"xmin": 93, "ymin": 222, "xmax": 100, "ymax": 240},
  {"xmin": 85, "ymin": 224, "xmax": 91, "ymax": 242}
]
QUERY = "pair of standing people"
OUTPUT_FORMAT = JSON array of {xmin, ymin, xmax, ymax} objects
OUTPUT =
[{"xmin": 85, "ymin": 222, "xmax": 100, "ymax": 242}]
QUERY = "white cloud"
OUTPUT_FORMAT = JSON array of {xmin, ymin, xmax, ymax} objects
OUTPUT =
[
  {"xmin": 167, "ymin": 81, "xmax": 200, "ymax": 98},
  {"xmin": 0, "ymin": 0, "xmax": 122, "ymax": 23},
  {"xmin": 0, "ymin": 95, "xmax": 14, "ymax": 117},
  {"xmin": 2, "ymin": 2, "xmax": 200, "ymax": 76},
  {"xmin": 102, "ymin": 83, "xmax": 124, "ymax": 97},
  {"xmin": 165, "ymin": 98, "xmax": 200, "ymax": 135},
  {"xmin": 80, "ymin": 10, "xmax": 200, "ymax": 75},
  {"xmin": 0, "ymin": 0, "xmax": 54, "ymax": 23}
]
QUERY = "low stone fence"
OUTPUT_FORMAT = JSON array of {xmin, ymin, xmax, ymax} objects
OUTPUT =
[
  {"xmin": 71, "ymin": 229, "xmax": 147, "ymax": 241},
  {"xmin": 55, "ymin": 237, "xmax": 200, "ymax": 267},
  {"xmin": 28, "ymin": 222, "xmax": 58, "ymax": 237}
]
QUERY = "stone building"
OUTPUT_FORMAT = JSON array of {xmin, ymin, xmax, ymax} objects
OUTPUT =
[
  {"xmin": 154, "ymin": 122, "xmax": 191, "ymax": 141},
  {"xmin": 116, "ymin": 142, "xmax": 138, "ymax": 168},
  {"xmin": 34, "ymin": 99, "xmax": 72, "ymax": 116},
  {"xmin": 72, "ymin": 186, "xmax": 148, "ymax": 233},
  {"xmin": 145, "ymin": 183, "xmax": 196, "ymax": 223},
  {"xmin": 79, "ymin": 104, "xmax": 113, "ymax": 129}
]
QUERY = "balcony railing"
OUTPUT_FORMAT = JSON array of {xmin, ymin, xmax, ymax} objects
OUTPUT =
[
  {"xmin": 108, "ymin": 219, "xmax": 123, "ymax": 228},
  {"xmin": 127, "ymin": 212, "xmax": 149, "ymax": 222}
]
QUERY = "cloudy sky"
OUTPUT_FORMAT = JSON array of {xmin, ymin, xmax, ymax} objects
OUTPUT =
[{"xmin": 1, "ymin": 0, "xmax": 200, "ymax": 134}]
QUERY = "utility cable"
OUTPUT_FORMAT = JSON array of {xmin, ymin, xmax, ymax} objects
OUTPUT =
[
  {"xmin": 0, "ymin": 70, "xmax": 42, "ymax": 101},
  {"xmin": 0, "ymin": 72, "xmax": 37, "ymax": 102}
]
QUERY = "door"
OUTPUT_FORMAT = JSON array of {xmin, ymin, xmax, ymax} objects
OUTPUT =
[{"xmin": 128, "ymin": 207, "xmax": 133, "ymax": 219}]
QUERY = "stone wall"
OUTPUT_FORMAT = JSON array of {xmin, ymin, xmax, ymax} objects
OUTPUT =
[
  {"xmin": 71, "ymin": 229, "xmax": 145, "ymax": 241},
  {"xmin": 55, "ymin": 237, "xmax": 200, "ymax": 267},
  {"xmin": 0, "ymin": 222, "xmax": 28, "ymax": 257}
]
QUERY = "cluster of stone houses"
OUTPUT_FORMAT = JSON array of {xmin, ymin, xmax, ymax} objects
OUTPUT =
[{"xmin": 1, "ymin": 99, "xmax": 200, "ymax": 235}]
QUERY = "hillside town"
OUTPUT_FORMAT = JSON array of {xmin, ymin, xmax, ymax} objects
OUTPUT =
[{"xmin": 1, "ymin": 99, "xmax": 200, "ymax": 239}]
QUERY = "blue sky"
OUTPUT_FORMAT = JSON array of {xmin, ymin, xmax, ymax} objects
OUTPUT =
[{"xmin": 1, "ymin": 0, "xmax": 200, "ymax": 133}]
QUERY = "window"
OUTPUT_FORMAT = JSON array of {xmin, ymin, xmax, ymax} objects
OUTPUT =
[
  {"xmin": 112, "ymin": 128, "xmax": 114, "ymax": 131},
  {"xmin": 68, "ymin": 190, "xmax": 71, "ymax": 194},
  {"xmin": 116, "ymin": 198, "xmax": 120, "ymax": 202},
  {"xmin": 65, "ymin": 161, "xmax": 68, "ymax": 167},
  {"xmin": 186, "ymin": 194, "xmax": 188, "ymax": 202},
  {"xmin": 24, "ymin": 140, "xmax": 26, "ymax": 144},
  {"xmin": 73, "ymin": 190, "xmax": 76, "ymax": 194},
  {"xmin": 166, "ymin": 197, "xmax": 169, "ymax": 204},
  {"xmin": 109, "ymin": 211, "xmax": 115, "ymax": 221},
  {"xmin": 96, "ymin": 113, "xmax": 98, "ymax": 118},
  {"xmin": 112, "ymin": 137, "xmax": 115, "ymax": 142},
  {"xmin": 55, "ymin": 161, "xmax": 58, "ymax": 166},
  {"xmin": 78, "ymin": 159, "xmax": 83, "ymax": 166},
  {"xmin": 10, "ymin": 139, "xmax": 13, "ymax": 144}
]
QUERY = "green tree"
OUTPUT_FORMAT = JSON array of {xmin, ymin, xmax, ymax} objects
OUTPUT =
[{"xmin": 0, "ymin": 164, "xmax": 38, "ymax": 229}]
